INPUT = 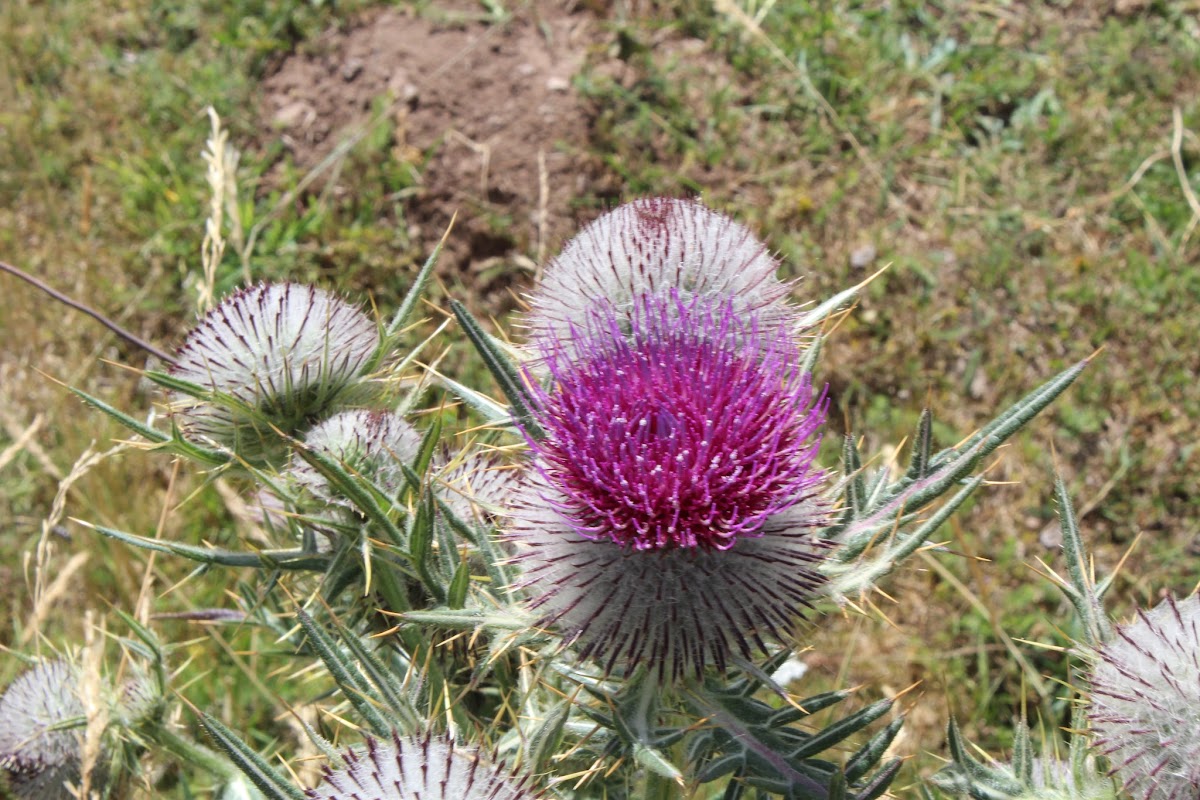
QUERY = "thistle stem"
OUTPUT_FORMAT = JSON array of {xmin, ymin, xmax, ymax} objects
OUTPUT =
[
  {"xmin": 641, "ymin": 771, "xmax": 678, "ymax": 800},
  {"xmin": 0, "ymin": 258, "xmax": 175, "ymax": 364},
  {"xmin": 150, "ymin": 722, "xmax": 240, "ymax": 780}
]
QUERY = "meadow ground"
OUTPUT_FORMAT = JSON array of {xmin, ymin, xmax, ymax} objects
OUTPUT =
[{"xmin": 1, "ymin": 0, "xmax": 1199, "ymax": 795}]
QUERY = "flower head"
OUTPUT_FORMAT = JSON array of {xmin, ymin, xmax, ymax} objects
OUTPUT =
[
  {"xmin": 170, "ymin": 282, "xmax": 379, "ymax": 463},
  {"xmin": 291, "ymin": 410, "xmax": 423, "ymax": 508},
  {"xmin": 523, "ymin": 197, "xmax": 794, "ymax": 357},
  {"xmin": 435, "ymin": 453, "xmax": 521, "ymax": 528},
  {"xmin": 509, "ymin": 199, "xmax": 829, "ymax": 681},
  {"xmin": 306, "ymin": 732, "xmax": 539, "ymax": 800},
  {"xmin": 1087, "ymin": 594, "xmax": 1200, "ymax": 800},
  {"xmin": 0, "ymin": 660, "xmax": 88, "ymax": 800}
]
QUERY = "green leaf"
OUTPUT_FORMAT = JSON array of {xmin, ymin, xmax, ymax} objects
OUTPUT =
[
  {"xmin": 198, "ymin": 714, "xmax": 306, "ymax": 800},
  {"xmin": 695, "ymin": 752, "xmax": 745, "ymax": 784},
  {"xmin": 83, "ymin": 520, "xmax": 329, "ymax": 570},
  {"xmin": 447, "ymin": 557, "xmax": 470, "ymax": 610},
  {"xmin": 855, "ymin": 759, "xmax": 902, "ymax": 800},
  {"xmin": 412, "ymin": 416, "xmax": 442, "ymax": 485},
  {"xmin": 1055, "ymin": 473, "xmax": 1112, "ymax": 646},
  {"xmin": 434, "ymin": 373, "xmax": 513, "ymax": 425},
  {"xmin": 71, "ymin": 387, "xmax": 169, "ymax": 443},
  {"xmin": 943, "ymin": 718, "xmax": 1024, "ymax": 798},
  {"xmin": 450, "ymin": 300, "xmax": 544, "ymax": 438},
  {"xmin": 791, "ymin": 698, "xmax": 892, "ymax": 760},
  {"xmin": 905, "ymin": 409, "xmax": 933, "ymax": 481},
  {"xmin": 294, "ymin": 608, "xmax": 395, "ymax": 737},
  {"xmin": 321, "ymin": 609, "xmax": 421, "ymax": 732},
  {"xmin": 386, "ymin": 237, "xmax": 444, "ymax": 339},
  {"xmin": 844, "ymin": 717, "xmax": 903, "ymax": 784},
  {"xmin": 526, "ymin": 700, "xmax": 571, "ymax": 773},
  {"xmin": 843, "ymin": 435, "xmax": 866, "ymax": 517},
  {"xmin": 633, "ymin": 744, "xmax": 684, "ymax": 782},
  {"xmin": 934, "ymin": 358, "xmax": 1089, "ymax": 468},
  {"xmin": 766, "ymin": 691, "xmax": 853, "ymax": 727}
]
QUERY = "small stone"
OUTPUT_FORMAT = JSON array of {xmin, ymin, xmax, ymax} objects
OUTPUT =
[
  {"xmin": 849, "ymin": 244, "xmax": 877, "ymax": 269},
  {"xmin": 546, "ymin": 76, "xmax": 570, "ymax": 92},
  {"xmin": 272, "ymin": 100, "xmax": 316, "ymax": 129},
  {"xmin": 341, "ymin": 58, "xmax": 364, "ymax": 82}
]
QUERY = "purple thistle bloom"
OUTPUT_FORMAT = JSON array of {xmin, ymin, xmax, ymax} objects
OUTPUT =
[
  {"xmin": 1087, "ymin": 594, "xmax": 1200, "ymax": 800},
  {"xmin": 511, "ymin": 283, "xmax": 829, "ymax": 680},
  {"xmin": 527, "ymin": 293, "xmax": 826, "ymax": 552},
  {"xmin": 306, "ymin": 732, "xmax": 541, "ymax": 800}
]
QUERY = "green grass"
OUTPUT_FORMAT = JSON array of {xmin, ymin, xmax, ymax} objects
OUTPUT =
[{"xmin": 2, "ymin": 0, "xmax": 1199, "ymax": 795}]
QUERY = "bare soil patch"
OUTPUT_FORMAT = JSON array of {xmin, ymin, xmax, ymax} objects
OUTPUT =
[{"xmin": 261, "ymin": 2, "xmax": 614, "ymax": 310}]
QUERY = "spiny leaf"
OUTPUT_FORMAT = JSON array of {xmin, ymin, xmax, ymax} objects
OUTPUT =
[
  {"xmin": 451, "ymin": 300, "xmax": 544, "ymax": 438},
  {"xmin": 294, "ymin": 608, "xmax": 395, "ymax": 737},
  {"xmin": 198, "ymin": 713, "xmax": 306, "ymax": 800},
  {"xmin": 83, "ymin": 520, "xmax": 329, "ymax": 570}
]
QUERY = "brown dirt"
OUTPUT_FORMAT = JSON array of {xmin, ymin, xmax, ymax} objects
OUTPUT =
[{"xmin": 260, "ymin": 2, "xmax": 615, "ymax": 311}]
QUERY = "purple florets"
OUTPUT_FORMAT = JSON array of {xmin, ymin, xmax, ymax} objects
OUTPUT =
[{"xmin": 527, "ymin": 293, "xmax": 827, "ymax": 552}]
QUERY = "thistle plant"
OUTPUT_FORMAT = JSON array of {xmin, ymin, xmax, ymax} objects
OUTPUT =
[
  {"xmin": 931, "ymin": 475, "xmax": 1200, "ymax": 800},
  {"xmin": 9, "ymin": 177, "xmax": 1099, "ymax": 799}
]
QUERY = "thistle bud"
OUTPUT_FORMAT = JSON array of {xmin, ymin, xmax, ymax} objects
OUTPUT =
[
  {"xmin": 1087, "ymin": 594, "xmax": 1200, "ymax": 800},
  {"xmin": 170, "ymin": 283, "xmax": 380, "ymax": 464},
  {"xmin": 306, "ymin": 732, "xmax": 540, "ymax": 800}
]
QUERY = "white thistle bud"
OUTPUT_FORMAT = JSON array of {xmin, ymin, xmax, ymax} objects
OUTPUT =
[
  {"xmin": 170, "ymin": 282, "xmax": 380, "ymax": 463},
  {"xmin": 435, "ymin": 452, "xmax": 520, "ymax": 528},
  {"xmin": 306, "ymin": 732, "xmax": 540, "ymax": 800},
  {"xmin": 290, "ymin": 409, "xmax": 423, "ymax": 507},
  {"xmin": 0, "ymin": 660, "xmax": 89, "ymax": 800},
  {"xmin": 1087, "ymin": 594, "xmax": 1200, "ymax": 800}
]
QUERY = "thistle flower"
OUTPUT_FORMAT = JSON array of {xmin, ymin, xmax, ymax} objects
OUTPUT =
[
  {"xmin": 170, "ymin": 282, "xmax": 380, "ymax": 463},
  {"xmin": 511, "ymin": 286, "xmax": 829, "ymax": 680},
  {"xmin": 0, "ymin": 659, "xmax": 89, "ymax": 800},
  {"xmin": 529, "ymin": 294, "xmax": 825, "ymax": 552},
  {"xmin": 1086, "ymin": 594, "xmax": 1200, "ymax": 800},
  {"xmin": 435, "ymin": 452, "xmax": 521, "ymax": 528},
  {"xmin": 523, "ymin": 197, "xmax": 795, "ymax": 357},
  {"xmin": 306, "ymin": 732, "xmax": 540, "ymax": 800},
  {"xmin": 290, "ymin": 409, "xmax": 423, "ymax": 508},
  {"xmin": 1024, "ymin": 758, "xmax": 1116, "ymax": 800}
]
